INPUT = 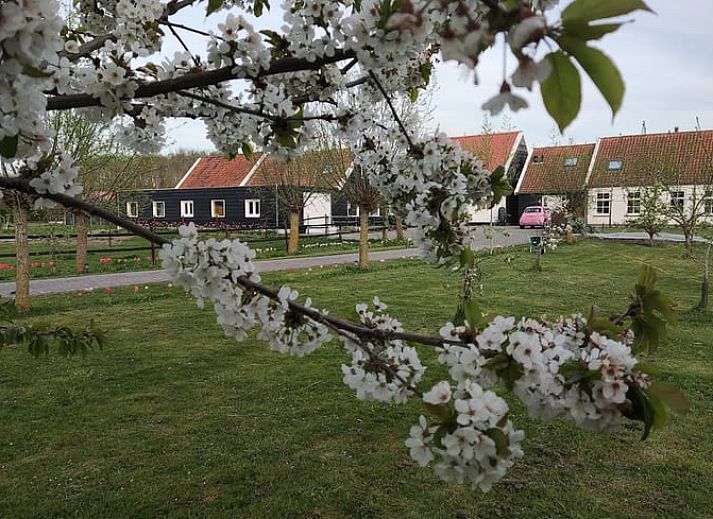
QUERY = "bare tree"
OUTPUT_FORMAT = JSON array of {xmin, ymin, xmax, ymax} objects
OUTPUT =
[{"xmin": 261, "ymin": 146, "xmax": 350, "ymax": 254}]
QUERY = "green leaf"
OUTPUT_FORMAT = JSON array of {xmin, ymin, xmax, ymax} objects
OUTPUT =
[
  {"xmin": 648, "ymin": 382, "xmax": 690, "ymax": 414},
  {"xmin": 625, "ymin": 384, "xmax": 655, "ymax": 440},
  {"xmin": 485, "ymin": 428, "xmax": 509, "ymax": 457},
  {"xmin": 646, "ymin": 390, "xmax": 668, "ymax": 432},
  {"xmin": 561, "ymin": 21, "xmax": 622, "ymax": 41},
  {"xmin": 557, "ymin": 37, "xmax": 625, "ymax": 117},
  {"xmin": 206, "ymin": 0, "xmax": 223, "ymax": 16},
  {"xmin": 0, "ymin": 135, "xmax": 18, "ymax": 158},
  {"xmin": 463, "ymin": 297, "xmax": 483, "ymax": 329},
  {"xmin": 241, "ymin": 142, "xmax": 254, "ymax": 160},
  {"xmin": 459, "ymin": 248, "xmax": 476, "ymax": 269},
  {"xmin": 562, "ymin": 0, "xmax": 653, "ymax": 24},
  {"xmin": 22, "ymin": 65, "xmax": 53, "ymax": 78},
  {"xmin": 540, "ymin": 51, "xmax": 582, "ymax": 132},
  {"xmin": 489, "ymin": 166, "xmax": 512, "ymax": 208},
  {"xmin": 253, "ymin": 0, "xmax": 269, "ymax": 16},
  {"xmin": 424, "ymin": 402, "xmax": 455, "ymax": 422}
]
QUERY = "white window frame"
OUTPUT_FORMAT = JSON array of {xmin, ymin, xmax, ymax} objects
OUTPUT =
[
  {"xmin": 126, "ymin": 201, "xmax": 139, "ymax": 218},
  {"xmin": 669, "ymin": 190, "xmax": 685, "ymax": 211},
  {"xmin": 564, "ymin": 157, "xmax": 578, "ymax": 167},
  {"xmin": 211, "ymin": 199, "xmax": 226, "ymax": 218},
  {"xmin": 346, "ymin": 201, "xmax": 359, "ymax": 217},
  {"xmin": 607, "ymin": 159, "xmax": 623, "ymax": 170},
  {"xmin": 245, "ymin": 199, "xmax": 261, "ymax": 218},
  {"xmin": 627, "ymin": 191, "xmax": 641, "ymax": 215},
  {"xmin": 152, "ymin": 201, "xmax": 165, "ymax": 218},
  {"xmin": 596, "ymin": 193, "xmax": 611, "ymax": 215},
  {"xmin": 705, "ymin": 190, "xmax": 713, "ymax": 215},
  {"xmin": 180, "ymin": 200, "xmax": 194, "ymax": 218}
]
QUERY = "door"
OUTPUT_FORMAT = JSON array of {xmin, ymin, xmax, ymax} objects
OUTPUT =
[{"xmin": 303, "ymin": 192, "xmax": 332, "ymax": 233}]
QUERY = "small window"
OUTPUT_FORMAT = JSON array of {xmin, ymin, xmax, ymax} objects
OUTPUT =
[
  {"xmin": 126, "ymin": 201, "xmax": 138, "ymax": 218},
  {"xmin": 607, "ymin": 160, "xmax": 623, "ymax": 170},
  {"xmin": 245, "ymin": 199, "xmax": 260, "ymax": 218},
  {"xmin": 627, "ymin": 191, "xmax": 641, "ymax": 215},
  {"xmin": 669, "ymin": 191, "xmax": 684, "ymax": 211},
  {"xmin": 211, "ymin": 199, "xmax": 226, "ymax": 218},
  {"xmin": 347, "ymin": 201, "xmax": 359, "ymax": 217},
  {"xmin": 564, "ymin": 157, "xmax": 578, "ymax": 167},
  {"xmin": 532, "ymin": 155, "xmax": 544, "ymax": 164},
  {"xmin": 152, "ymin": 201, "xmax": 165, "ymax": 218},
  {"xmin": 705, "ymin": 190, "xmax": 713, "ymax": 215},
  {"xmin": 180, "ymin": 200, "xmax": 194, "ymax": 218},
  {"xmin": 596, "ymin": 193, "xmax": 610, "ymax": 214}
]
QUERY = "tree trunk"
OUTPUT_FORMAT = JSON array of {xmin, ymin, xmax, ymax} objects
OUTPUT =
[
  {"xmin": 684, "ymin": 230, "xmax": 694, "ymax": 258},
  {"xmin": 700, "ymin": 243, "xmax": 711, "ymax": 310},
  {"xmin": 75, "ymin": 210, "xmax": 88, "ymax": 274},
  {"xmin": 288, "ymin": 209, "xmax": 300, "ymax": 254},
  {"xmin": 358, "ymin": 207, "xmax": 369, "ymax": 268},
  {"xmin": 395, "ymin": 213, "xmax": 404, "ymax": 241},
  {"xmin": 381, "ymin": 206, "xmax": 388, "ymax": 241},
  {"xmin": 14, "ymin": 203, "xmax": 30, "ymax": 312},
  {"xmin": 648, "ymin": 231, "xmax": 654, "ymax": 247}
]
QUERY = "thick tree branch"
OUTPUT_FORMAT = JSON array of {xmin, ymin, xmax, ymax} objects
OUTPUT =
[{"xmin": 46, "ymin": 50, "xmax": 357, "ymax": 111}]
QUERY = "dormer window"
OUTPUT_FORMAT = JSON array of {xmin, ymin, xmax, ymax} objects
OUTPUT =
[
  {"xmin": 564, "ymin": 157, "xmax": 578, "ymax": 167},
  {"xmin": 532, "ymin": 155, "xmax": 544, "ymax": 164},
  {"xmin": 607, "ymin": 159, "xmax": 623, "ymax": 170}
]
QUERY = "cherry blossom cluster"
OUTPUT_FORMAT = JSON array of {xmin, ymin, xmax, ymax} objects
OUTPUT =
[
  {"xmin": 351, "ymin": 132, "xmax": 492, "ymax": 263},
  {"xmin": 0, "ymin": 0, "xmax": 63, "ymax": 158},
  {"xmin": 340, "ymin": 298, "xmax": 425, "ymax": 403},
  {"xmin": 27, "ymin": 154, "xmax": 82, "ymax": 209},
  {"xmin": 159, "ymin": 224, "xmax": 332, "ymax": 355},
  {"xmin": 407, "ymin": 379, "xmax": 524, "ymax": 491},
  {"xmin": 439, "ymin": 313, "xmax": 647, "ymax": 432}
]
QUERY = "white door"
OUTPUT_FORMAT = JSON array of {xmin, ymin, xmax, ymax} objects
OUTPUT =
[{"xmin": 303, "ymin": 192, "xmax": 332, "ymax": 233}]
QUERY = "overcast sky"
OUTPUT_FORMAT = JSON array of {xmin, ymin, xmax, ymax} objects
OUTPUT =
[{"xmin": 162, "ymin": 0, "xmax": 713, "ymax": 152}]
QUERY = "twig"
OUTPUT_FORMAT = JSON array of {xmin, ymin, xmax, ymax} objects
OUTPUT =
[{"xmin": 368, "ymin": 71, "xmax": 415, "ymax": 150}]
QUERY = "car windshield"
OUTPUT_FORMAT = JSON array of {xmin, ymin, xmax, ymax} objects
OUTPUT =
[{"xmin": 524, "ymin": 207, "xmax": 542, "ymax": 213}]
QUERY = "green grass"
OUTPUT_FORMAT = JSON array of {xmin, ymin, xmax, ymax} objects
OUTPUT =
[{"xmin": 1, "ymin": 240, "xmax": 712, "ymax": 518}]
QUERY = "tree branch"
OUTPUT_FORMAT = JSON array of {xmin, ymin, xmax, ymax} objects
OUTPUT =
[
  {"xmin": 47, "ymin": 50, "xmax": 357, "ymax": 111},
  {"xmin": 368, "ymin": 71, "xmax": 415, "ymax": 150}
]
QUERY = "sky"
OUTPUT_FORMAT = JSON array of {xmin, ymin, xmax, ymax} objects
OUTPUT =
[{"xmin": 161, "ymin": 0, "xmax": 713, "ymax": 153}]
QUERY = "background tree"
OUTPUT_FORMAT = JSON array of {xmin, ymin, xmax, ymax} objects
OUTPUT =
[
  {"xmin": 630, "ymin": 182, "xmax": 668, "ymax": 246},
  {"xmin": 261, "ymin": 146, "xmax": 350, "ymax": 254}
]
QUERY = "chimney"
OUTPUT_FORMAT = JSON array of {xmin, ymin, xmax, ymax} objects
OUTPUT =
[{"xmin": 674, "ymin": 126, "xmax": 679, "ymax": 132}]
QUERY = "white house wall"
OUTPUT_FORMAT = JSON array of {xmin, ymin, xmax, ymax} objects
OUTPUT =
[
  {"xmin": 467, "ymin": 198, "xmax": 506, "ymax": 224},
  {"xmin": 586, "ymin": 185, "xmax": 713, "ymax": 226}
]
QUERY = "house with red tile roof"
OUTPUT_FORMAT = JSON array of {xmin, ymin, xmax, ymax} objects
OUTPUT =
[
  {"xmin": 515, "ymin": 129, "xmax": 713, "ymax": 226},
  {"xmin": 121, "ymin": 149, "xmax": 354, "ymax": 229},
  {"xmin": 451, "ymin": 131, "xmax": 530, "ymax": 224}
]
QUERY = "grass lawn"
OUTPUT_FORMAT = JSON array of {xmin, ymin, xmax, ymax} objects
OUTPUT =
[{"xmin": 1, "ymin": 240, "xmax": 712, "ymax": 518}]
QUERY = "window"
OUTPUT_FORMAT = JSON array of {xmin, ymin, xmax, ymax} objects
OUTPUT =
[
  {"xmin": 152, "ymin": 201, "xmax": 165, "ymax": 218},
  {"xmin": 706, "ymin": 190, "xmax": 713, "ymax": 215},
  {"xmin": 627, "ymin": 191, "xmax": 641, "ymax": 215},
  {"xmin": 596, "ymin": 193, "xmax": 610, "ymax": 214},
  {"xmin": 524, "ymin": 207, "xmax": 542, "ymax": 213},
  {"xmin": 211, "ymin": 199, "xmax": 226, "ymax": 218},
  {"xmin": 245, "ymin": 199, "xmax": 260, "ymax": 218},
  {"xmin": 180, "ymin": 200, "xmax": 194, "ymax": 218},
  {"xmin": 669, "ymin": 190, "xmax": 684, "ymax": 211},
  {"xmin": 126, "ymin": 201, "xmax": 138, "ymax": 218},
  {"xmin": 347, "ymin": 201, "xmax": 359, "ymax": 217},
  {"xmin": 607, "ymin": 160, "xmax": 623, "ymax": 170},
  {"xmin": 532, "ymin": 155, "xmax": 544, "ymax": 164},
  {"xmin": 564, "ymin": 157, "xmax": 578, "ymax": 167}
]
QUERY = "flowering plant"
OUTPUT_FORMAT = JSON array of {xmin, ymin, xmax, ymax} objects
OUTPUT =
[{"xmin": 0, "ymin": 0, "xmax": 681, "ymax": 494}]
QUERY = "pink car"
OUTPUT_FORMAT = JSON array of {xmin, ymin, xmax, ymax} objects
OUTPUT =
[{"xmin": 519, "ymin": 206, "xmax": 551, "ymax": 228}]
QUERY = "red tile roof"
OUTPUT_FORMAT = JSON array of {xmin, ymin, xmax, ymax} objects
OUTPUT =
[
  {"xmin": 517, "ymin": 144, "xmax": 595, "ymax": 194},
  {"xmin": 177, "ymin": 154, "xmax": 262, "ymax": 189},
  {"xmin": 588, "ymin": 130, "xmax": 713, "ymax": 188},
  {"xmin": 451, "ymin": 131, "xmax": 521, "ymax": 172}
]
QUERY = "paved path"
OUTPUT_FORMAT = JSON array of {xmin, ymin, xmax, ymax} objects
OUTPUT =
[{"xmin": 0, "ymin": 226, "xmax": 535, "ymax": 297}]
